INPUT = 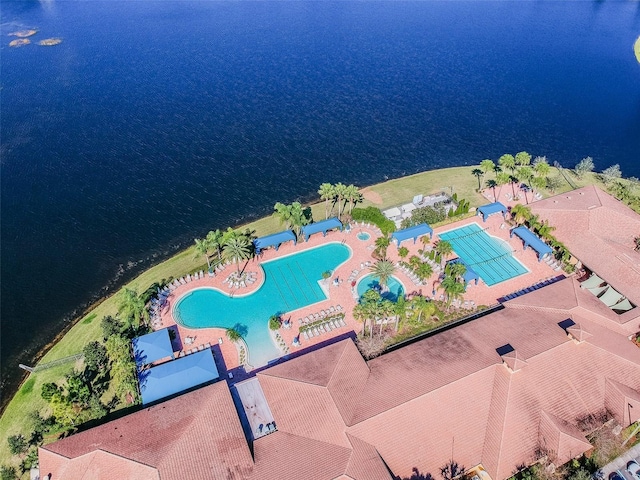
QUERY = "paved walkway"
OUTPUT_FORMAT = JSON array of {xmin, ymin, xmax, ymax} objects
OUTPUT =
[{"xmin": 600, "ymin": 440, "xmax": 640, "ymax": 478}]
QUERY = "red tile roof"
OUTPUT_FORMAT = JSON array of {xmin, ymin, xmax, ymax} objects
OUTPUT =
[
  {"xmin": 39, "ymin": 382, "xmax": 253, "ymax": 479},
  {"xmin": 40, "ymin": 279, "xmax": 640, "ymax": 480},
  {"xmin": 530, "ymin": 185, "xmax": 640, "ymax": 308}
]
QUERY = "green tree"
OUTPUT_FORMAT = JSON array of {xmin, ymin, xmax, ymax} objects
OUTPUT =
[
  {"xmin": 83, "ymin": 341, "xmax": 108, "ymax": 371},
  {"xmin": 518, "ymin": 166, "xmax": 535, "ymax": 203},
  {"xmin": 545, "ymin": 175, "xmax": 563, "ymax": 193},
  {"xmin": 498, "ymin": 154, "xmax": 516, "ymax": 173},
  {"xmin": 440, "ymin": 275, "xmax": 465, "ymax": 307},
  {"xmin": 66, "ymin": 371, "xmax": 91, "ymax": 407},
  {"xmin": 515, "ymin": 151, "xmax": 532, "ymax": 167},
  {"xmin": 533, "ymin": 157, "xmax": 551, "ymax": 178},
  {"xmin": 7, "ymin": 434, "xmax": 27, "ymax": 456},
  {"xmin": 226, "ymin": 327, "xmax": 242, "ymax": 343},
  {"xmin": 531, "ymin": 176, "xmax": 546, "ymax": 194},
  {"xmin": 273, "ymin": 202, "xmax": 292, "ymax": 229},
  {"xmin": 480, "ymin": 159, "xmax": 496, "ymax": 177},
  {"xmin": 206, "ymin": 229, "xmax": 225, "ymax": 261},
  {"xmin": 268, "ymin": 315, "xmax": 281, "ymax": 331},
  {"xmin": 398, "ymin": 246, "xmax": 409, "ymax": 259},
  {"xmin": 117, "ymin": 288, "xmax": 148, "ymax": 330},
  {"xmin": 100, "ymin": 315, "xmax": 123, "ymax": 340},
  {"xmin": 345, "ymin": 184, "xmax": 362, "ymax": 215},
  {"xmin": 374, "ymin": 235, "xmax": 391, "ymax": 260},
  {"xmin": 288, "ymin": 202, "xmax": 312, "ymax": 236},
  {"xmin": 333, "ymin": 182, "xmax": 348, "ymax": 219},
  {"xmin": 471, "ymin": 168, "xmax": 484, "ymax": 191},
  {"xmin": 508, "ymin": 173, "xmax": 520, "ymax": 198},
  {"xmin": 41, "ymin": 382, "xmax": 61, "ymax": 402},
  {"xmin": 410, "ymin": 295, "xmax": 435, "ymax": 323},
  {"xmin": 435, "ymin": 240, "xmax": 453, "ymax": 268},
  {"xmin": 496, "ymin": 172, "xmax": 510, "ymax": 202},
  {"xmin": 510, "ymin": 204, "xmax": 531, "ymax": 225},
  {"xmin": 574, "ymin": 156, "xmax": 594, "ymax": 179},
  {"xmin": 601, "ymin": 164, "xmax": 622, "ymax": 184},
  {"xmin": 445, "ymin": 262, "xmax": 467, "ymax": 283},
  {"xmin": 318, "ymin": 183, "xmax": 335, "ymax": 219},
  {"xmin": 486, "ymin": 179, "xmax": 498, "ymax": 202},
  {"xmin": 0, "ymin": 465, "xmax": 17, "ymax": 480},
  {"xmin": 223, "ymin": 235, "xmax": 252, "ymax": 273},
  {"xmin": 193, "ymin": 237, "xmax": 212, "ymax": 270},
  {"xmin": 106, "ymin": 335, "xmax": 138, "ymax": 401},
  {"xmin": 370, "ymin": 260, "xmax": 396, "ymax": 290},
  {"xmin": 415, "ymin": 262, "xmax": 433, "ymax": 281}
]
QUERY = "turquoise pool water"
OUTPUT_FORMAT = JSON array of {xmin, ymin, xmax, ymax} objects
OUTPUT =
[
  {"xmin": 438, "ymin": 223, "xmax": 528, "ymax": 286},
  {"xmin": 357, "ymin": 274, "xmax": 405, "ymax": 302},
  {"xmin": 174, "ymin": 243, "xmax": 351, "ymax": 367},
  {"xmin": 357, "ymin": 232, "xmax": 371, "ymax": 241}
]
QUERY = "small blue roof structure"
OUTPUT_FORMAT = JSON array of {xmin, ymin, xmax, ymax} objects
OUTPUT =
[
  {"xmin": 253, "ymin": 230, "xmax": 296, "ymax": 254},
  {"xmin": 477, "ymin": 202, "xmax": 508, "ymax": 222},
  {"xmin": 391, "ymin": 223, "xmax": 433, "ymax": 246},
  {"xmin": 138, "ymin": 349, "xmax": 219, "ymax": 405},
  {"xmin": 447, "ymin": 258, "xmax": 480, "ymax": 286},
  {"xmin": 300, "ymin": 217, "xmax": 343, "ymax": 241},
  {"xmin": 132, "ymin": 329, "xmax": 174, "ymax": 368},
  {"xmin": 510, "ymin": 226, "xmax": 553, "ymax": 262}
]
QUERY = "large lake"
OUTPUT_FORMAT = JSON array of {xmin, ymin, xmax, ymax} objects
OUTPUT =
[{"xmin": 1, "ymin": 0, "xmax": 639, "ymax": 404}]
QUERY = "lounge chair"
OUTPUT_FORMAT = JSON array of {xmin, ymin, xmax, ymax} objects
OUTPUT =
[
  {"xmin": 336, "ymin": 305, "xmax": 343, "ymax": 311},
  {"xmin": 302, "ymin": 330, "xmax": 310, "ymax": 340},
  {"xmin": 338, "ymin": 317, "xmax": 346, "ymax": 327},
  {"xmin": 329, "ymin": 306, "xmax": 336, "ymax": 313}
]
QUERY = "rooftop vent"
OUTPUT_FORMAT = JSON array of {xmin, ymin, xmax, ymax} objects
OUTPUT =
[
  {"xmin": 566, "ymin": 196, "xmax": 572, "ymax": 200},
  {"xmin": 497, "ymin": 344, "xmax": 527, "ymax": 372},
  {"xmin": 579, "ymin": 192, "xmax": 584, "ymax": 195},
  {"xmin": 553, "ymin": 200, "xmax": 558, "ymax": 204}
]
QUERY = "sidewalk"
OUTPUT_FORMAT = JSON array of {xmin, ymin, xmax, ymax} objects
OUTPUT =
[{"xmin": 600, "ymin": 442, "xmax": 640, "ymax": 478}]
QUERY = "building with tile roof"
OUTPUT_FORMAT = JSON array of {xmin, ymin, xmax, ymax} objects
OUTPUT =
[
  {"xmin": 529, "ymin": 185, "xmax": 640, "ymax": 332},
  {"xmin": 39, "ymin": 274, "xmax": 640, "ymax": 480}
]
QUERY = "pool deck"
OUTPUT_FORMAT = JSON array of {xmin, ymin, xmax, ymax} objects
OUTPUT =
[{"xmin": 154, "ymin": 212, "xmax": 559, "ymax": 379}]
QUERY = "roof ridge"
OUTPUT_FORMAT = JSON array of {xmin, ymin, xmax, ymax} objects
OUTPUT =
[
  {"xmin": 487, "ymin": 365, "xmax": 512, "ymax": 479},
  {"xmin": 326, "ymin": 341, "xmax": 350, "ymax": 385}
]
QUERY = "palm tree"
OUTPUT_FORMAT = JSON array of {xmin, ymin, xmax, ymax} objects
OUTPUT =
[
  {"xmin": 117, "ymin": 288, "xmax": 148, "ymax": 330},
  {"xmin": 374, "ymin": 235, "xmax": 391, "ymax": 260},
  {"xmin": 508, "ymin": 173, "xmax": 520, "ymax": 198},
  {"xmin": 515, "ymin": 151, "xmax": 532, "ymax": 167},
  {"xmin": 445, "ymin": 262, "xmax": 467, "ymax": 283},
  {"xmin": 415, "ymin": 262, "xmax": 433, "ymax": 281},
  {"xmin": 496, "ymin": 172, "xmax": 510, "ymax": 202},
  {"xmin": 435, "ymin": 240, "xmax": 453, "ymax": 268},
  {"xmin": 206, "ymin": 229, "xmax": 224, "ymax": 261},
  {"xmin": 288, "ymin": 201, "xmax": 311, "ymax": 236},
  {"xmin": 223, "ymin": 236, "xmax": 251, "ymax": 273},
  {"xmin": 518, "ymin": 166, "xmax": 535, "ymax": 203},
  {"xmin": 439, "ymin": 276, "xmax": 465, "ymax": 307},
  {"xmin": 510, "ymin": 204, "xmax": 530, "ymax": 225},
  {"xmin": 480, "ymin": 159, "xmax": 496, "ymax": 177},
  {"xmin": 534, "ymin": 157, "xmax": 551, "ymax": 178},
  {"xmin": 345, "ymin": 184, "xmax": 362, "ymax": 215},
  {"xmin": 370, "ymin": 260, "xmax": 396, "ymax": 290},
  {"xmin": 318, "ymin": 183, "xmax": 335, "ymax": 219},
  {"xmin": 226, "ymin": 327, "xmax": 242, "ymax": 343},
  {"xmin": 486, "ymin": 179, "xmax": 498, "ymax": 202},
  {"xmin": 411, "ymin": 295, "xmax": 435, "ymax": 323},
  {"xmin": 531, "ymin": 176, "xmax": 546, "ymax": 196},
  {"xmin": 194, "ymin": 237, "xmax": 212, "ymax": 270},
  {"xmin": 273, "ymin": 202, "xmax": 293, "ymax": 229},
  {"xmin": 536, "ymin": 221, "xmax": 556, "ymax": 241},
  {"xmin": 393, "ymin": 296, "xmax": 407, "ymax": 332},
  {"xmin": 498, "ymin": 154, "xmax": 516, "ymax": 174},
  {"xmin": 333, "ymin": 182, "xmax": 348, "ymax": 219},
  {"xmin": 471, "ymin": 168, "xmax": 484, "ymax": 191}
]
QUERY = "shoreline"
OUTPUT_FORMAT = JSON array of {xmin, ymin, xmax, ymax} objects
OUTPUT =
[
  {"xmin": 1, "ymin": 165, "xmax": 475, "ymax": 412},
  {"xmin": 1, "ymin": 163, "xmax": 630, "ymax": 429}
]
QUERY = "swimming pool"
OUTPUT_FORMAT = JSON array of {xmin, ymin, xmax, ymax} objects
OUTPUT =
[
  {"xmin": 357, "ymin": 274, "xmax": 405, "ymax": 302},
  {"xmin": 438, "ymin": 223, "xmax": 528, "ymax": 286},
  {"xmin": 357, "ymin": 232, "xmax": 371, "ymax": 241},
  {"xmin": 173, "ymin": 243, "xmax": 351, "ymax": 367}
]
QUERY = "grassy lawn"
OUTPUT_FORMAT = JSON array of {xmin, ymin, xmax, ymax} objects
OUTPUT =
[{"xmin": 1, "ymin": 161, "xmax": 637, "ymax": 471}]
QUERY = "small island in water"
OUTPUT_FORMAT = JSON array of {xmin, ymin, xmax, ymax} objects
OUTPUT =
[
  {"xmin": 38, "ymin": 38, "xmax": 63, "ymax": 46},
  {"xmin": 9, "ymin": 29, "xmax": 37, "ymax": 37},
  {"xmin": 9, "ymin": 38, "xmax": 30, "ymax": 47},
  {"xmin": 635, "ymin": 35, "xmax": 640, "ymax": 64}
]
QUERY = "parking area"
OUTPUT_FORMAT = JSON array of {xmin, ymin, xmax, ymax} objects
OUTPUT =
[{"xmin": 602, "ymin": 443, "xmax": 640, "ymax": 480}]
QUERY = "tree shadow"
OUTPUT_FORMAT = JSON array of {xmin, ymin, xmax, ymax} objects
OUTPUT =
[
  {"xmin": 397, "ymin": 468, "xmax": 434, "ymax": 480},
  {"xmin": 232, "ymin": 323, "xmax": 249, "ymax": 338}
]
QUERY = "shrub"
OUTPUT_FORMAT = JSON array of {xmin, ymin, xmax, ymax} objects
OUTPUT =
[
  {"xmin": 268, "ymin": 315, "xmax": 281, "ymax": 331},
  {"xmin": 7, "ymin": 434, "xmax": 27, "ymax": 456},
  {"xmin": 83, "ymin": 341, "xmax": 108, "ymax": 371},
  {"xmin": 405, "ymin": 204, "xmax": 447, "ymax": 226},
  {"xmin": 574, "ymin": 156, "xmax": 594, "ymax": 179},
  {"xmin": 351, "ymin": 207, "xmax": 396, "ymax": 235},
  {"xmin": 41, "ymin": 382, "xmax": 61, "ymax": 402},
  {"xmin": 398, "ymin": 246, "xmax": 409, "ymax": 258},
  {"xmin": 0, "ymin": 466, "xmax": 17, "ymax": 480},
  {"xmin": 100, "ymin": 315, "xmax": 123, "ymax": 340}
]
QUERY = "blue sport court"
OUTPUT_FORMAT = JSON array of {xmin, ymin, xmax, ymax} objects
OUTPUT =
[{"xmin": 438, "ymin": 223, "xmax": 528, "ymax": 286}]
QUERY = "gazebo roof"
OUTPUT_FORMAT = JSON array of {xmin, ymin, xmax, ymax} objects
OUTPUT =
[
  {"xmin": 132, "ymin": 329, "xmax": 174, "ymax": 368},
  {"xmin": 138, "ymin": 349, "xmax": 219, "ymax": 405},
  {"xmin": 300, "ymin": 217, "xmax": 343, "ymax": 240},
  {"xmin": 511, "ymin": 226, "xmax": 553, "ymax": 259},
  {"xmin": 253, "ymin": 230, "xmax": 296, "ymax": 253},
  {"xmin": 477, "ymin": 202, "xmax": 508, "ymax": 221},
  {"xmin": 390, "ymin": 223, "xmax": 433, "ymax": 245},
  {"xmin": 447, "ymin": 258, "xmax": 480, "ymax": 285}
]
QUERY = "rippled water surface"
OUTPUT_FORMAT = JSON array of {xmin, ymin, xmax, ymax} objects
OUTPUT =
[{"xmin": 1, "ymin": 0, "xmax": 639, "ymax": 403}]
